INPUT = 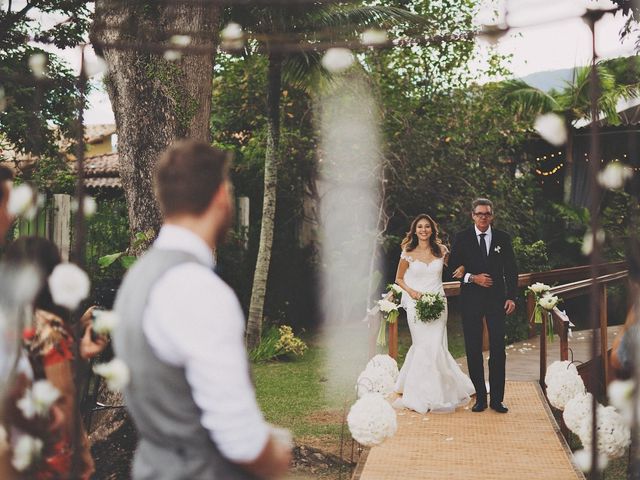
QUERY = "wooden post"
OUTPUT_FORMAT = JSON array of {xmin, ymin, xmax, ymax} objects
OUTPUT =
[
  {"xmin": 527, "ymin": 293, "xmax": 537, "ymax": 338},
  {"xmin": 600, "ymin": 284, "xmax": 608, "ymax": 387},
  {"xmin": 560, "ymin": 318, "xmax": 569, "ymax": 362},
  {"xmin": 237, "ymin": 196, "xmax": 250, "ymax": 250},
  {"xmin": 540, "ymin": 311, "xmax": 547, "ymax": 391},
  {"xmin": 389, "ymin": 321, "xmax": 398, "ymax": 360},
  {"xmin": 52, "ymin": 194, "xmax": 72, "ymax": 261}
]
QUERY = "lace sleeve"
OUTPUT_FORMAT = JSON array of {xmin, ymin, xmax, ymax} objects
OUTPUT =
[{"xmin": 400, "ymin": 251, "xmax": 413, "ymax": 262}]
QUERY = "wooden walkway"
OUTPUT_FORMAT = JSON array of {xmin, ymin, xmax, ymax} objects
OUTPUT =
[
  {"xmin": 352, "ymin": 328, "xmax": 623, "ymax": 480},
  {"xmin": 353, "ymin": 382, "xmax": 584, "ymax": 480}
]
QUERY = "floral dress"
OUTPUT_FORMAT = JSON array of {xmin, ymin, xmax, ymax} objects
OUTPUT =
[{"xmin": 23, "ymin": 310, "xmax": 93, "ymax": 480}]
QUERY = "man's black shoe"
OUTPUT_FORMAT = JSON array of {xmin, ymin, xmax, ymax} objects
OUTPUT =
[
  {"xmin": 490, "ymin": 402, "xmax": 509, "ymax": 413},
  {"xmin": 471, "ymin": 400, "xmax": 487, "ymax": 412}
]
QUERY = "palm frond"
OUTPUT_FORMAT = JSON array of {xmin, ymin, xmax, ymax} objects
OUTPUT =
[
  {"xmin": 309, "ymin": 5, "xmax": 430, "ymax": 32},
  {"xmin": 282, "ymin": 51, "xmax": 326, "ymax": 89},
  {"xmin": 494, "ymin": 79, "xmax": 559, "ymax": 117}
]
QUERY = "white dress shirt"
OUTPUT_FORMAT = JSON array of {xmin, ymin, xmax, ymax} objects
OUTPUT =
[
  {"xmin": 143, "ymin": 225, "xmax": 269, "ymax": 463},
  {"xmin": 463, "ymin": 226, "xmax": 492, "ymax": 283}
]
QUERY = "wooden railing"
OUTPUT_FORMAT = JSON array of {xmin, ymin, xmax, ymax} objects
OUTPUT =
[
  {"xmin": 535, "ymin": 268, "xmax": 628, "ymax": 389},
  {"xmin": 382, "ymin": 261, "xmax": 628, "ymax": 370}
]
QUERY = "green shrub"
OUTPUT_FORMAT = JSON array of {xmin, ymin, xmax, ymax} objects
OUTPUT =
[{"xmin": 250, "ymin": 325, "xmax": 308, "ymax": 363}]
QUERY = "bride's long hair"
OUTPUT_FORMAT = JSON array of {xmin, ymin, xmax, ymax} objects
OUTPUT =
[{"xmin": 400, "ymin": 214, "xmax": 445, "ymax": 257}]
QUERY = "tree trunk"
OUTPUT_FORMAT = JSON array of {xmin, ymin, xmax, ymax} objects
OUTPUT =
[
  {"xmin": 246, "ymin": 53, "xmax": 282, "ymax": 350},
  {"xmin": 91, "ymin": 1, "xmax": 221, "ymax": 240},
  {"xmin": 86, "ymin": 0, "xmax": 220, "ymax": 451}
]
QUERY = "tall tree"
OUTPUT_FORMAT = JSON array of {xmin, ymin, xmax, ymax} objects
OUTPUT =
[
  {"xmin": 92, "ymin": 1, "xmax": 221, "ymax": 239},
  {"xmin": 0, "ymin": 0, "xmax": 89, "ymax": 161},
  {"xmin": 496, "ymin": 63, "xmax": 639, "ymax": 203},
  {"xmin": 227, "ymin": 5, "xmax": 427, "ymax": 349}
]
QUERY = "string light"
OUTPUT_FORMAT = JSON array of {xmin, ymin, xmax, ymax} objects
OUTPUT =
[
  {"xmin": 535, "ymin": 151, "xmax": 563, "ymax": 162},
  {"xmin": 535, "ymin": 163, "xmax": 564, "ymax": 176}
]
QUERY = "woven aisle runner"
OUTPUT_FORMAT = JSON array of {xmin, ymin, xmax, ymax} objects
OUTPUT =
[{"xmin": 353, "ymin": 381, "xmax": 584, "ymax": 480}]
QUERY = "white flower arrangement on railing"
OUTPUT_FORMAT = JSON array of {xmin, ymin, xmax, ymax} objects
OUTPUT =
[
  {"xmin": 546, "ymin": 361, "xmax": 632, "ymax": 471},
  {"xmin": 347, "ymin": 393, "xmax": 397, "ymax": 447},
  {"xmin": 527, "ymin": 282, "xmax": 560, "ymax": 342},
  {"xmin": 373, "ymin": 284, "xmax": 403, "ymax": 347}
]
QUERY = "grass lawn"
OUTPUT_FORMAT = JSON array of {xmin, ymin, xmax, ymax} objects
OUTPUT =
[{"xmin": 253, "ymin": 311, "xmax": 467, "ymax": 458}]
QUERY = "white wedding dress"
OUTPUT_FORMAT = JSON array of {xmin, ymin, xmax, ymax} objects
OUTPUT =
[{"xmin": 394, "ymin": 251, "xmax": 475, "ymax": 414}]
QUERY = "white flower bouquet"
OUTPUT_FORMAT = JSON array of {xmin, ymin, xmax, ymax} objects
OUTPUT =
[
  {"xmin": 415, "ymin": 292, "xmax": 445, "ymax": 323},
  {"xmin": 527, "ymin": 282, "xmax": 560, "ymax": 342},
  {"xmin": 375, "ymin": 284, "xmax": 403, "ymax": 347}
]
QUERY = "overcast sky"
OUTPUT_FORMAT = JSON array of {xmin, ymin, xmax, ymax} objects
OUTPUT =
[{"xmin": 25, "ymin": 1, "xmax": 637, "ymax": 124}]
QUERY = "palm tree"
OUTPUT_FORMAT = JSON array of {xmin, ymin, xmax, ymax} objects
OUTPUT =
[
  {"xmin": 229, "ymin": 5, "xmax": 427, "ymax": 349},
  {"xmin": 496, "ymin": 63, "xmax": 640, "ymax": 203}
]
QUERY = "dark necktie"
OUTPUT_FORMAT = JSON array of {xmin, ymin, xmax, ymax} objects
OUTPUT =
[{"xmin": 479, "ymin": 233, "xmax": 488, "ymax": 259}]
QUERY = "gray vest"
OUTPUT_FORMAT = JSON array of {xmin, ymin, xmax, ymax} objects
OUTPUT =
[{"xmin": 113, "ymin": 248, "xmax": 258, "ymax": 480}]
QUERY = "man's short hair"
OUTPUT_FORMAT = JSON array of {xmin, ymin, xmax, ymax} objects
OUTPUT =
[
  {"xmin": 0, "ymin": 165, "xmax": 14, "ymax": 203},
  {"xmin": 155, "ymin": 140, "xmax": 230, "ymax": 217},
  {"xmin": 472, "ymin": 198, "xmax": 493, "ymax": 213}
]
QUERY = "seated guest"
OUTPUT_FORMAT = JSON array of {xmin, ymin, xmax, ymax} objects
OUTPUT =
[{"xmin": 4, "ymin": 237, "xmax": 96, "ymax": 480}]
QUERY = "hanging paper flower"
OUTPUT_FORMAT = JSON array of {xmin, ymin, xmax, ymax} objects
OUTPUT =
[
  {"xmin": 92, "ymin": 310, "xmax": 120, "ymax": 336},
  {"xmin": 48, "ymin": 263, "xmax": 91, "ymax": 310},
  {"xmin": 94, "ymin": 358, "xmax": 130, "ymax": 391},
  {"xmin": 321, "ymin": 48, "xmax": 354, "ymax": 73},
  {"xmin": 534, "ymin": 113, "xmax": 567, "ymax": 146},
  {"xmin": 11, "ymin": 434, "xmax": 43, "ymax": 472}
]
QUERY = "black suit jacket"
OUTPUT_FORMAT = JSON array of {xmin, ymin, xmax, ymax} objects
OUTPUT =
[{"xmin": 448, "ymin": 226, "xmax": 518, "ymax": 304}]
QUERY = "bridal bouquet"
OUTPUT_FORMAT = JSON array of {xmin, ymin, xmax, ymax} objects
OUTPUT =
[
  {"xmin": 375, "ymin": 284, "xmax": 402, "ymax": 347},
  {"xmin": 415, "ymin": 292, "xmax": 445, "ymax": 323}
]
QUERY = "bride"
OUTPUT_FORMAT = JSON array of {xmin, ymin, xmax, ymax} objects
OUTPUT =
[{"xmin": 393, "ymin": 214, "xmax": 475, "ymax": 414}]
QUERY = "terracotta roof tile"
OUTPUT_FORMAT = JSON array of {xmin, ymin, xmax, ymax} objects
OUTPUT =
[
  {"xmin": 85, "ymin": 177, "xmax": 121, "ymax": 189},
  {"xmin": 82, "ymin": 152, "xmax": 119, "ymax": 176}
]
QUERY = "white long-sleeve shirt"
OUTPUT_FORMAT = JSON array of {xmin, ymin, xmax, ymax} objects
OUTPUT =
[
  {"xmin": 142, "ymin": 225, "xmax": 269, "ymax": 463},
  {"xmin": 463, "ymin": 226, "xmax": 493, "ymax": 283}
]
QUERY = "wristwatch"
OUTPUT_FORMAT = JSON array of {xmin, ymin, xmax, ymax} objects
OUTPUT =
[{"xmin": 469, "ymin": 274, "xmax": 475, "ymax": 284}]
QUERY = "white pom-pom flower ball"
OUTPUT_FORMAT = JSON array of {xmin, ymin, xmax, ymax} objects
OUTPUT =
[{"xmin": 347, "ymin": 393, "xmax": 397, "ymax": 447}]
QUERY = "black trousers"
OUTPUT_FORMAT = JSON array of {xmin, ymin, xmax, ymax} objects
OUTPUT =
[{"xmin": 461, "ymin": 296, "xmax": 506, "ymax": 403}]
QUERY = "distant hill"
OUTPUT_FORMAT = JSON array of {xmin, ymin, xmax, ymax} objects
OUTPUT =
[{"xmin": 519, "ymin": 68, "xmax": 576, "ymax": 92}]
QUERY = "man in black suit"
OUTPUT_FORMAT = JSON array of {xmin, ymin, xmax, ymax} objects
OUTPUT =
[{"xmin": 449, "ymin": 198, "xmax": 518, "ymax": 413}]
